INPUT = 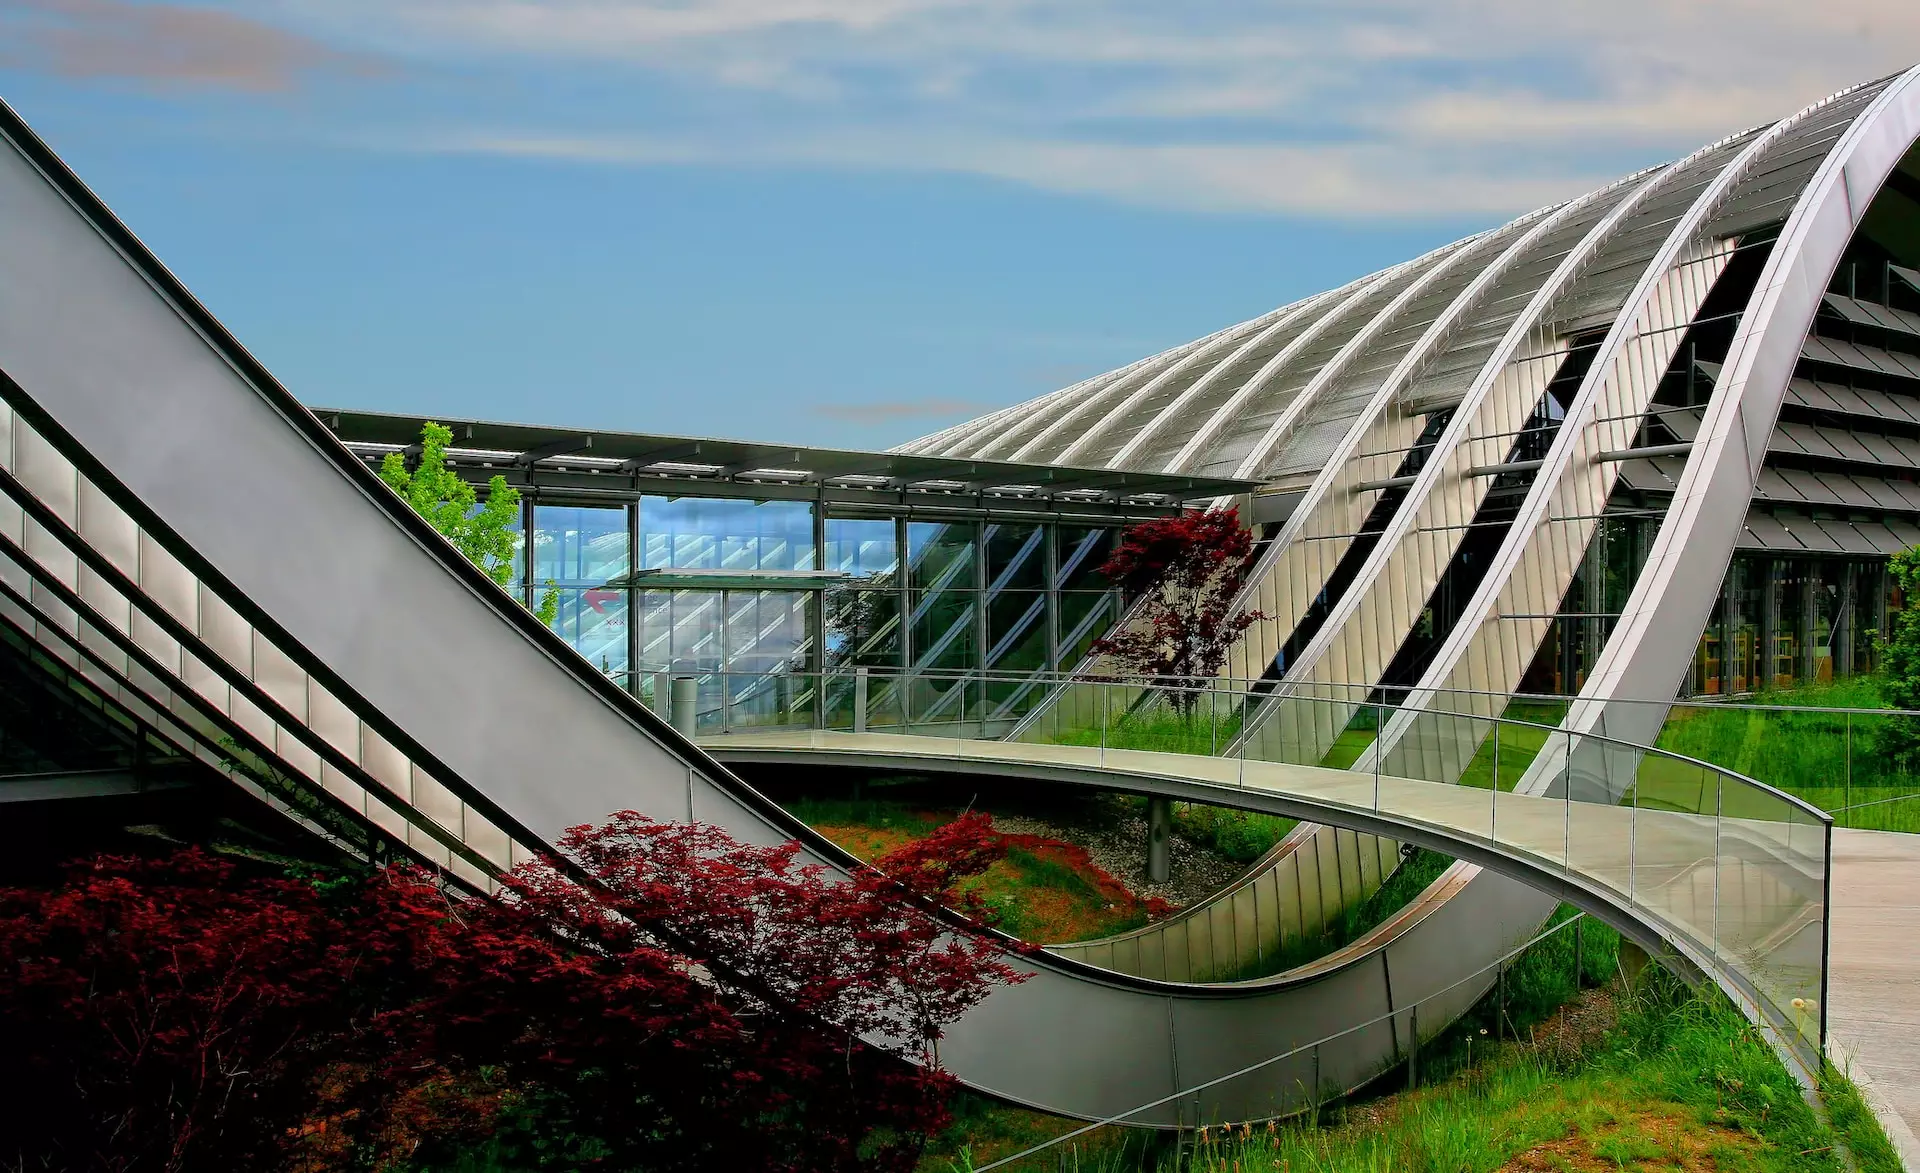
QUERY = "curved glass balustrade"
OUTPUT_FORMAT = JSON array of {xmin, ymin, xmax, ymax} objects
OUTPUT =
[{"xmin": 692, "ymin": 666, "xmax": 1834, "ymax": 1077}]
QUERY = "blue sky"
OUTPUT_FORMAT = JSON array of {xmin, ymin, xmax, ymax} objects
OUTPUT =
[{"xmin": 3, "ymin": 2, "xmax": 1918, "ymax": 451}]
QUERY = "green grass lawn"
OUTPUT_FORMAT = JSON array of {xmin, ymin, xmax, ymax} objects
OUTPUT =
[
  {"xmin": 930, "ymin": 973, "xmax": 1901, "ymax": 1173},
  {"xmin": 1656, "ymin": 680, "xmax": 1920, "ymax": 831}
]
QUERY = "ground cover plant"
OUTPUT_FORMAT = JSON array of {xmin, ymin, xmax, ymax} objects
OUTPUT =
[
  {"xmin": 787, "ymin": 795, "xmax": 1173, "ymax": 942},
  {"xmin": 0, "ymin": 814, "xmax": 1024, "ymax": 1173}
]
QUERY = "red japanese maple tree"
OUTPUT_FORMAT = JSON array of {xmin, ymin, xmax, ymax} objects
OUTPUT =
[
  {"xmin": 1091, "ymin": 506, "xmax": 1267, "ymax": 713},
  {"xmin": 0, "ymin": 812, "xmax": 1022, "ymax": 1173}
]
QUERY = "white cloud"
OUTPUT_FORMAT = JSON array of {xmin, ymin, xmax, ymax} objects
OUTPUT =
[{"xmin": 54, "ymin": 0, "xmax": 1920, "ymax": 216}]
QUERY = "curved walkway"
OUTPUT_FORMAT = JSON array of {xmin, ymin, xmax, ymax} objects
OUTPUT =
[{"xmin": 704, "ymin": 731, "xmax": 1825, "ymax": 1034}]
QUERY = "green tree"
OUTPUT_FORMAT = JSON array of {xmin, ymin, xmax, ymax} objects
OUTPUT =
[
  {"xmin": 1876, "ymin": 545, "xmax": 1920, "ymax": 766},
  {"xmin": 379, "ymin": 422, "xmax": 560, "ymax": 628}
]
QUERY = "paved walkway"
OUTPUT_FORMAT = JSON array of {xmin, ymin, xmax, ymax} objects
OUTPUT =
[{"xmin": 1827, "ymin": 829, "xmax": 1920, "ymax": 1170}]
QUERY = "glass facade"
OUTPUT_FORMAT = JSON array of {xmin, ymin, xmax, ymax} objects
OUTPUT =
[
  {"xmin": 505, "ymin": 491, "xmax": 1120, "ymax": 728},
  {"xmin": 1688, "ymin": 553, "xmax": 1891, "ymax": 696}
]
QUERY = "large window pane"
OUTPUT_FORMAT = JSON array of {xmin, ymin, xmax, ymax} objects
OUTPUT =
[
  {"xmin": 825, "ymin": 588, "xmax": 902, "ymax": 670},
  {"xmin": 636, "ymin": 588, "xmax": 723, "ymax": 673},
  {"xmin": 825, "ymin": 517, "xmax": 898, "ymax": 580},
  {"xmin": 532, "ymin": 504, "xmax": 630, "ymax": 587},
  {"xmin": 911, "ymin": 588, "xmax": 977, "ymax": 669},
  {"xmin": 909, "ymin": 521, "xmax": 976, "ymax": 590},
  {"xmin": 986, "ymin": 524, "xmax": 1044, "ymax": 590},
  {"xmin": 552, "ymin": 588, "xmax": 629, "ymax": 679},
  {"xmin": 726, "ymin": 590, "xmax": 812, "ymax": 676},
  {"xmin": 1057, "ymin": 526, "xmax": 1115, "ymax": 591},
  {"xmin": 640, "ymin": 496, "xmax": 815, "ymax": 572}
]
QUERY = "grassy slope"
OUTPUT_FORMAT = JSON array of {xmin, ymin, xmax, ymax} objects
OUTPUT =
[
  {"xmin": 1656, "ymin": 679, "xmax": 1920, "ymax": 832},
  {"xmin": 929, "ymin": 981, "xmax": 1905, "ymax": 1173}
]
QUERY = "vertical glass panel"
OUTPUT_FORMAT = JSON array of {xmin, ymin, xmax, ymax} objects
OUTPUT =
[
  {"xmin": 552, "ymin": 587, "xmax": 629, "ymax": 679},
  {"xmin": 723, "ymin": 590, "xmax": 811, "ymax": 729},
  {"xmin": 1057, "ymin": 526, "xmax": 1115, "ymax": 590},
  {"xmin": 640, "ymin": 496, "xmax": 816, "ymax": 572},
  {"xmin": 1727, "ymin": 557, "xmax": 1761, "ymax": 694},
  {"xmin": 1768, "ymin": 559, "xmax": 1803, "ymax": 687},
  {"xmin": 635, "ymin": 588, "xmax": 723, "ymax": 673},
  {"xmin": 985, "ymin": 524, "xmax": 1044, "ymax": 590},
  {"xmin": 910, "ymin": 588, "xmax": 977, "ymax": 670},
  {"xmin": 824, "ymin": 588, "xmax": 902, "ymax": 670},
  {"xmin": 532, "ymin": 504, "xmax": 630, "ymax": 587},
  {"xmin": 1057, "ymin": 591, "xmax": 1112, "ymax": 669},
  {"xmin": 824, "ymin": 517, "xmax": 898, "ymax": 580},
  {"xmin": 988, "ymin": 590, "xmax": 1047, "ymax": 666},
  {"xmin": 908, "ymin": 521, "xmax": 976, "ymax": 590},
  {"xmin": 1808, "ymin": 560, "xmax": 1839, "ymax": 683},
  {"xmin": 503, "ymin": 498, "xmax": 526, "ymax": 591},
  {"xmin": 986, "ymin": 589, "xmax": 1049, "ymax": 717},
  {"xmin": 725, "ymin": 590, "xmax": 811, "ymax": 676}
]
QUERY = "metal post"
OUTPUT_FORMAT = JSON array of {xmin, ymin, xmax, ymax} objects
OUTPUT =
[
  {"xmin": 1373, "ymin": 699, "xmax": 1383, "ymax": 811},
  {"xmin": 854, "ymin": 667, "xmax": 869, "ymax": 735},
  {"xmin": 1408, "ymin": 1004, "xmax": 1419, "ymax": 1089},
  {"xmin": 1146, "ymin": 796, "xmax": 1172, "ymax": 884},
  {"xmin": 1497, "ymin": 964, "xmax": 1506, "ymax": 1040},
  {"xmin": 652, "ymin": 670, "xmax": 671, "ymax": 721},
  {"xmin": 1844, "ymin": 713, "xmax": 1852, "ymax": 831},
  {"xmin": 671, "ymin": 675, "xmax": 698, "ymax": 740}
]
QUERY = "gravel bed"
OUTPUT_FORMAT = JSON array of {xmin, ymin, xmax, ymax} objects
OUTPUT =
[{"xmin": 988, "ymin": 805, "xmax": 1246, "ymax": 911}]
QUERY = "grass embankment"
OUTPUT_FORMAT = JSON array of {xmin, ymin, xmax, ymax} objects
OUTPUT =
[
  {"xmin": 931, "ymin": 959, "xmax": 1905, "ymax": 1173},
  {"xmin": 1656, "ymin": 679, "xmax": 1920, "ymax": 832},
  {"xmin": 785, "ymin": 797, "xmax": 1162, "ymax": 942},
  {"xmin": 1174, "ymin": 988, "xmax": 1902, "ymax": 1173}
]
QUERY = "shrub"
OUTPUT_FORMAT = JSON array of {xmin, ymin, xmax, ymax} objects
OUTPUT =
[{"xmin": 0, "ymin": 813, "xmax": 1022, "ymax": 1172}]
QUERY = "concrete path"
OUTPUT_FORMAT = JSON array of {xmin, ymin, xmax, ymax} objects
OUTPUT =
[{"xmin": 1827, "ymin": 829, "xmax": 1920, "ymax": 1170}]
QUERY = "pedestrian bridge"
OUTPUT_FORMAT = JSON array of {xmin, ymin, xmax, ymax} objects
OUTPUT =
[{"xmin": 703, "ymin": 725, "xmax": 1828, "ymax": 1062}]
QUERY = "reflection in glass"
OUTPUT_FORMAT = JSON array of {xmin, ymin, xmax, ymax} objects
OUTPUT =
[
  {"xmin": 532, "ymin": 504, "xmax": 630, "ymax": 587},
  {"xmin": 725, "ymin": 590, "xmax": 811, "ymax": 676},
  {"xmin": 825, "ymin": 517, "xmax": 898, "ymax": 579},
  {"xmin": 1058, "ymin": 527, "xmax": 1115, "ymax": 590},
  {"xmin": 911, "ymin": 588, "xmax": 977, "ymax": 670},
  {"xmin": 551, "ymin": 587, "xmax": 629, "ymax": 678},
  {"xmin": 640, "ymin": 496, "xmax": 815, "ymax": 571},
  {"xmin": 825, "ymin": 588, "xmax": 902, "ymax": 670},
  {"xmin": 1058, "ymin": 591, "xmax": 1112, "ymax": 667},
  {"xmin": 636, "ymin": 588, "xmax": 723, "ymax": 673},
  {"xmin": 986, "ymin": 524, "xmax": 1045, "ymax": 590},
  {"xmin": 988, "ymin": 590, "xmax": 1047, "ymax": 668},
  {"xmin": 909, "ymin": 521, "xmax": 976, "ymax": 590}
]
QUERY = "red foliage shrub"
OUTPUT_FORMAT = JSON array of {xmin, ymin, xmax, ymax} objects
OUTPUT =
[
  {"xmin": 1091, "ymin": 507, "xmax": 1266, "ymax": 709},
  {"xmin": 0, "ymin": 812, "xmax": 1023, "ymax": 1173}
]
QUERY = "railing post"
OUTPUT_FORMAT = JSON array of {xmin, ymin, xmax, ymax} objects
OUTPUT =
[{"xmin": 854, "ymin": 667, "xmax": 869, "ymax": 735}]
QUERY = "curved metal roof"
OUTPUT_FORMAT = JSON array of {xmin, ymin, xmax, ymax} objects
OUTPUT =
[{"xmin": 901, "ymin": 75, "xmax": 1908, "ymax": 485}]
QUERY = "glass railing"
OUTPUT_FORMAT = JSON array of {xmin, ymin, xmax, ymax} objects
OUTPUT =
[{"xmin": 677, "ymin": 665, "xmax": 1833, "ymax": 1079}]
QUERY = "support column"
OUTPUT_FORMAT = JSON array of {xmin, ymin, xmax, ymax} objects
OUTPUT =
[
  {"xmin": 671, "ymin": 676, "xmax": 698, "ymax": 741},
  {"xmin": 1146, "ymin": 796, "xmax": 1173, "ymax": 884}
]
